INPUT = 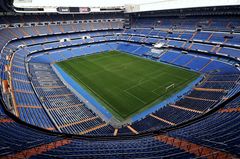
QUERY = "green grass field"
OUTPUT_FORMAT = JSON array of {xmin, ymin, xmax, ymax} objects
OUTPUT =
[{"xmin": 57, "ymin": 51, "xmax": 199, "ymax": 120}]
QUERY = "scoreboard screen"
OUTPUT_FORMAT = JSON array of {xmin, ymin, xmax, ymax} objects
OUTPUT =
[{"xmin": 57, "ymin": 7, "xmax": 90, "ymax": 13}]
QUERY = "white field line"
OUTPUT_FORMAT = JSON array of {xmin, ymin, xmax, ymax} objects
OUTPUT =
[
  {"xmin": 151, "ymin": 73, "xmax": 190, "ymax": 95},
  {"xmin": 87, "ymin": 60, "xmax": 136, "ymax": 77},
  {"xmin": 124, "ymin": 71, "xmax": 167, "ymax": 92},
  {"xmin": 123, "ymin": 90, "xmax": 147, "ymax": 104},
  {"xmin": 152, "ymin": 84, "xmax": 170, "ymax": 95},
  {"xmin": 68, "ymin": 69, "xmax": 119, "ymax": 113},
  {"xmin": 85, "ymin": 69, "xmax": 106, "ymax": 77},
  {"xmin": 87, "ymin": 52, "xmax": 123, "ymax": 63}
]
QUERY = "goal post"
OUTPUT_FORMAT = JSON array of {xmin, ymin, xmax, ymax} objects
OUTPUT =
[{"xmin": 165, "ymin": 83, "xmax": 175, "ymax": 92}]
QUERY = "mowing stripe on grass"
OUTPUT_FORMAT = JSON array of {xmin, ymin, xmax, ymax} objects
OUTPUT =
[{"xmin": 57, "ymin": 51, "xmax": 199, "ymax": 120}]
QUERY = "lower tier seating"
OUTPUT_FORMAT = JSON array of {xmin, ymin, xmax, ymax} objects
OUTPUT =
[
  {"xmin": 120, "ymin": 72, "xmax": 239, "ymax": 134},
  {"xmin": 169, "ymin": 95, "xmax": 240, "ymax": 155},
  {"xmin": 30, "ymin": 137, "xmax": 196, "ymax": 159}
]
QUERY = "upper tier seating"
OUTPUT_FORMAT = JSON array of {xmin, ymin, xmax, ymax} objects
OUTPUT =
[{"xmin": 131, "ymin": 16, "xmax": 240, "ymax": 31}]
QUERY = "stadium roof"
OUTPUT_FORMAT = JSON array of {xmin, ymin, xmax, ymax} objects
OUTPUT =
[
  {"xmin": 10, "ymin": 0, "xmax": 240, "ymax": 13},
  {"xmin": 13, "ymin": 0, "xmax": 156, "ymax": 7}
]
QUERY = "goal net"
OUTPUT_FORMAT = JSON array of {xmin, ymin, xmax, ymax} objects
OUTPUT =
[{"xmin": 165, "ymin": 83, "xmax": 175, "ymax": 92}]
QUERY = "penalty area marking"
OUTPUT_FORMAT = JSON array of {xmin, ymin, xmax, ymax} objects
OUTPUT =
[{"xmin": 123, "ymin": 90, "xmax": 147, "ymax": 104}]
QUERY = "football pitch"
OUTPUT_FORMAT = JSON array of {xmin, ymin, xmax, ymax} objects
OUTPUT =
[{"xmin": 57, "ymin": 51, "xmax": 199, "ymax": 120}]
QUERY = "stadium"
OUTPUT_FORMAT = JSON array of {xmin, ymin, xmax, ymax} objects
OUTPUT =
[{"xmin": 0, "ymin": 0, "xmax": 240, "ymax": 158}]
